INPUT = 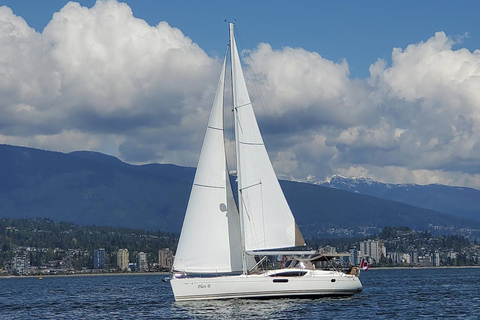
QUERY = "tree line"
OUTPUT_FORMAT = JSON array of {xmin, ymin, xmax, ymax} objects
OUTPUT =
[{"xmin": 0, "ymin": 218, "xmax": 178, "ymax": 269}]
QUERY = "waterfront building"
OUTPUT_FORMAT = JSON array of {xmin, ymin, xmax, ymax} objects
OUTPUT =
[
  {"xmin": 349, "ymin": 246, "xmax": 359, "ymax": 266},
  {"xmin": 158, "ymin": 248, "xmax": 174, "ymax": 270},
  {"xmin": 411, "ymin": 251, "xmax": 419, "ymax": 264},
  {"xmin": 93, "ymin": 248, "xmax": 106, "ymax": 269},
  {"xmin": 9, "ymin": 255, "xmax": 30, "ymax": 275},
  {"xmin": 359, "ymin": 240, "xmax": 386, "ymax": 264},
  {"xmin": 447, "ymin": 251, "xmax": 457, "ymax": 260},
  {"xmin": 388, "ymin": 252, "xmax": 402, "ymax": 265},
  {"xmin": 418, "ymin": 255, "xmax": 432, "ymax": 266},
  {"xmin": 433, "ymin": 251, "xmax": 441, "ymax": 266},
  {"xmin": 117, "ymin": 249, "xmax": 129, "ymax": 271},
  {"xmin": 137, "ymin": 252, "xmax": 148, "ymax": 272}
]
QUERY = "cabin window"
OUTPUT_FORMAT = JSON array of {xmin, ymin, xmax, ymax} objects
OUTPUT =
[{"xmin": 269, "ymin": 271, "xmax": 308, "ymax": 277}]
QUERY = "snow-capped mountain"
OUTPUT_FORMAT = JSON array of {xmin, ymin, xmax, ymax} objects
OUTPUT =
[{"xmin": 321, "ymin": 175, "xmax": 480, "ymax": 223}]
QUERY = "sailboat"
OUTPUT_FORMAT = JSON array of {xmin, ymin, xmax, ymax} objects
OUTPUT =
[{"xmin": 170, "ymin": 23, "xmax": 363, "ymax": 301}]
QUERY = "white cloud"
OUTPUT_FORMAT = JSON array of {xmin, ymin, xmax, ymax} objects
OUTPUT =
[
  {"xmin": 242, "ymin": 31, "xmax": 480, "ymax": 188},
  {"xmin": 246, "ymin": 43, "xmax": 350, "ymax": 112},
  {"xmin": 0, "ymin": 0, "xmax": 219, "ymax": 166},
  {"xmin": 1, "ymin": 1, "xmax": 479, "ymax": 189}
]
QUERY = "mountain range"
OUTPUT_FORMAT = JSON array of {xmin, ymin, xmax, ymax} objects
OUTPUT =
[
  {"xmin": 320, "ymin": 176, "xmax": 480, "ymax": 223},
  {"xmin": 1, "ymin": 144, "xmax": 479, "ymax": 239}
]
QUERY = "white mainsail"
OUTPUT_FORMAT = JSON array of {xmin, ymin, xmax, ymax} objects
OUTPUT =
[
  {"xmin": 173, "ymin": 56, "xmax": 243, "ymax": 273},
  {"xmin": 229, "ymin": 23, "xmax": 305, "ymax": 252}
]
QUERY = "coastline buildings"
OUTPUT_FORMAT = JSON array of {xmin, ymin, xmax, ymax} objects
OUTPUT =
[
  {"xmin": 433, "ymin": 251, "xmax": 441, "ymax": 267},
  {"xmin": 360, "ymin": 240, "xmax": 386, "ymax": 264},
  {"xmin": 136, "ymin": 252, "xmax": 147, "ymax": 272},
  {"xmin": 7, "ymin": 255, "xmax": 30, "ymax": 275},
  {"xmin": 158, "ymin": 248, "xmax": 174, "ymax": 270},
  {"xmin": 349, "ymin": 246, "xmax": 360, "ymax": 266},
  {"xmin": 117, "ymin": 249, "xmax": 129, "ymax": 271},
  {"xmin": 93, "ymin": 248, "xmax": 106, "ymax": 269}
]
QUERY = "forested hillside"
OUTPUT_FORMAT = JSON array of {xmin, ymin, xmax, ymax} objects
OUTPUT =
[
  {"xmin": 2, "ymin": 144, "xmax": 480, "ymax": 239},
  {"xmin": 0, "ymin": 218, "xmax": 178, "ymax": 270}
]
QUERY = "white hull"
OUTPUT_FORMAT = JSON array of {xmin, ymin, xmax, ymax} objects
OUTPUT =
[{"xmin": 170, "ymin": 269, "xmax": 362, "ymax": 301}]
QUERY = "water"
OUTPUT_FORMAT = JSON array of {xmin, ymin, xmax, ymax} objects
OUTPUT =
[{"xmin": 0, "ymin": 268, "xmax": 479, "ymax": 319}]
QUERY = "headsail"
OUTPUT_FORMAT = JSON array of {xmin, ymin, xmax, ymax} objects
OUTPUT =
[
  {"xmin": 229, "ymin": 23, "xmax": 305, "ymax": 252},
  {"xmin": 173, "ymin": 55, "xmax": 243, "ymax": 273}
]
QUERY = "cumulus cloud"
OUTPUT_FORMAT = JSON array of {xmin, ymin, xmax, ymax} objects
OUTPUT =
[
  {"xmin": 1, "ymin": 1, "xmax": 479, "ymax": 189},
  {"xmin": 242, "ymin": 31, "xmax": 480, "ymax": 188},
  {"xmin": 0, "ymin": 1, "xmax": 218, "ymax": 164}
]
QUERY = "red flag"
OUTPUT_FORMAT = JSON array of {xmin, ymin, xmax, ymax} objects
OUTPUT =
[{"xmin": 360, "ymin": 258, "xmax": 369, "ymax": 271}]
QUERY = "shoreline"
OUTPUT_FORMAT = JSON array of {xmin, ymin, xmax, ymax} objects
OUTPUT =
[
  {"xmin": 367, "ymin": 265, "xmax": 480, "ymax": 270},
  {"xmin": 0, "ymin": 271, "xmax": 170, "ymax": 279},
  {"xmin": 2, "ymin": 265, "xmax": 480, "ymax": 278}
]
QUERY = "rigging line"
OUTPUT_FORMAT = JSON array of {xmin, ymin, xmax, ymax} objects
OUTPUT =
[
  {"xmin": 234, "ymin": 102, "xmax": 252, "ymax": 109},
  {"xmin": 240, "ymin": 39, "xmax": 275, "ymax": 121},
  {"xmin": 240, "ymin": 189, "xmax": 262, "ymax": 250},
  {"xmin": 240, "ymin": 181, "xmax": 262, "ymax": 250},
  {"xmin": 239, "ymin": 181, "xmax": 261, "ymax": 191},
  {"xmin": 261, "ymin": 178, "xmax": 266, "ymax": 248},
  {"xmin": 231, "ymin": 24, "xmax": 270, "ymax": 118},
  {"xmin": 240, "ymin": 190, "xmax": 252, "ymax": 222}
]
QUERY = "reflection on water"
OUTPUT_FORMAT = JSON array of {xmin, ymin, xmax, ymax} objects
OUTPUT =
[
  {"xmin": 175, "ymin": 298, "xmax": 294, "ymax": 319},
  {"xmin": 173, "ymin": 295, "xmax": 361, "ymax": 319}
]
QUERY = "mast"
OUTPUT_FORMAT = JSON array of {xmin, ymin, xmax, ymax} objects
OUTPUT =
[{"xmin": 229, "ymin": 22, "xmax": 248, "ymax": 275}]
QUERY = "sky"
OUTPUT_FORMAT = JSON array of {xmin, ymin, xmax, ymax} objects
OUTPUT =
[{"xmin": 0, "ymin": 0, "xmax": 479, "ymax": 189}]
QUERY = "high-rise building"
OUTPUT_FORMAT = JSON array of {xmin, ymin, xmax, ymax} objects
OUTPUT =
[
  {"xmin": 359, "ymin": 240, "xmax": 386, "ymax": 264},
  {"xmin": 349, "ymin": 246, "xmax": 359, "ymax": 266},
  {"xmin": 93, "ymin": 248, "xmax": 106, "ymax": 269},
  {"xmin": 136, "ymin": 252, "xmax": 147, "ymax": 272},
  {"xmin": 158, "ymin": 248, "xmax": 174, "ymax": 270},
  {"xmin": 432, "ymin": 251, "xmax": 441, "ymax": 266},
  {"xmin": 9, "ymin": 255, "xmax": 30, "ymax": 275},
  {"xmin": 117, "ymin": 249, "xmax": 129, "ymax": 271},
  {"xmin": 411, "ymin": 250, "xmax": 419, "ymax": 264}
]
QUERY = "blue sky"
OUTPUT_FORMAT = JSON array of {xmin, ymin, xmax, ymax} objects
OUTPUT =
[
  {"xmin": 2, "ymin": 0, "xmax": 479, "ymax": 78},
  {"xmin": 1, "ymin": 0, "xmax": 479, "ymax": 188}
]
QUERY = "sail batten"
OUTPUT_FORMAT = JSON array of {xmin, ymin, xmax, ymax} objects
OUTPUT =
[
  {"xmin": 239, "ymin": 141, "xmax": 264, "ymax": 146},
  {"xmin": 193, "ymin": 183, "xmax": 225, "ymax": 189}
]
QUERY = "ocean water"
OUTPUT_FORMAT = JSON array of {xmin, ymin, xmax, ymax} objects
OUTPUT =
[{"xmin": 0, "ymin": 268, "xmax": 479, "ymax": 319}]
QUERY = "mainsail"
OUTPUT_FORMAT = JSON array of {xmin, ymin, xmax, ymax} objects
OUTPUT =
[
  {"xmin": 173, "ymin": 56, "xmax": 243, "ymax": 273},
  {"xmin": 229, "ymin": 23, "xmax": 305, "ymax": 252}
]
